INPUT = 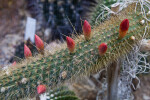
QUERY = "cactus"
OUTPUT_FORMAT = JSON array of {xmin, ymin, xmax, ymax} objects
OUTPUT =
[
  {"xmin": 0, "ymin": 3, "xmax": 150, "ymax": 99},
  {"xmin": 47, "ymin": 86, "xmax": 79, "ymax": 100},
  {"xmin": 90, "ymin": 0, "xmax": 117, "ymax": 25}
]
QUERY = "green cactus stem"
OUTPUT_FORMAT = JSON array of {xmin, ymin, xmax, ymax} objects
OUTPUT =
[
  {"xmin": 0, "ymin": 4, "xmax": 149, "ymax": 99},
  {"xmin": 47, "ymin": 86, "xmax": 79, "ymax": 100}
]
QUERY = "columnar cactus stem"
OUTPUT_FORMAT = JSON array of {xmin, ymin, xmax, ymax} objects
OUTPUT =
[{"xmin": 0, "ymin": 4, "xmax": 149, "ymax": 99}]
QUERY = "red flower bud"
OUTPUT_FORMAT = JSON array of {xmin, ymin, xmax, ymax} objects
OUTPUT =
[
  {"xmin": 24, "ymin": 44, "xmax": 32, "ymax": 58},
  {"xmin": 37, "ymin": 85, "xmax": 46, "ymax": 94},
  {"xmin": 66, "ymin": 36, "xmax": 75, "ymax": 53},
  {"xmin": 12, "ymin": 61, "xmax": 16, "ymax": 66},
  {"xmin": 35, "ymin": 34, "xmax": 44, "ymax": 51},
  {"xmin": 98, "ymin": 43, "xmax": 107, "ymax": 55},
  {"xmin": 83, "ymin": 20, "xmax": 92, "ymax": 40},
  {"xmin": 118, "ymin": 19, "xmax": 129, "ymax": 39}
]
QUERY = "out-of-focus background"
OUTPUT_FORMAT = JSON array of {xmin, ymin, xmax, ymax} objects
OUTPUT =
[{"xmin": 0, "ymin": 0, "xmax": 25, "ymax": 66}]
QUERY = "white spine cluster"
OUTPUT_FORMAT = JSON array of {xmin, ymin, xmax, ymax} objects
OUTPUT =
[
  {"xmin": 21, "ymin": 78, "xmax": 28, "ymax": 84},
  {"xmin": 1, "ymin": 87, "xmax": 6, "ymax": 93}
]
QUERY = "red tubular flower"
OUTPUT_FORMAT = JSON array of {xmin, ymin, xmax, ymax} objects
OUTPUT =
[
  {"xmin": 35, "ymin": 34, "xmax": 44, "ymax": 51},
  {"xmin": 66, "ymin": 36, "xmax": 75, "ymax": 53},
  {"xmin": 83, "ymin": 20, "xmax": 92, "ymax": 40},
  {"xmin": 37, "ymin": 85, "xmax": 46, "ymax": 94},
  {"xmin": 118, "ymin": 19, "xmax": 129, "ymax": 39},
  {"xmin": 24, "ymin": 44, "xmax": 32, "ymax": 58},
  {"xmin": 98, "ymin": 43, "xmax": 107, "ymax": 55}
]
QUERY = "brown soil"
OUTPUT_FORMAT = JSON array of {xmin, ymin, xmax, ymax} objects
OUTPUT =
[{"xmin": 133, "ymin": 74, "xmax": 150, "ymax": 100}]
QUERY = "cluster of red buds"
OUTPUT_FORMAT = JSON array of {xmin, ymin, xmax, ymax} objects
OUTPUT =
[
  {"xmin": 24, "ymin": 34, "xmax": 45, "ymax": 58},
  {"xmin": 24, "ymin": 19, "xmax": 129, "ymax": 57},
  {"xmin": 66, "ymin": 19, "xmax": 129, "ymax": 56},
  {"xmin": 23, "ymin": 19, "xmax": 129, "ymax": 94}
]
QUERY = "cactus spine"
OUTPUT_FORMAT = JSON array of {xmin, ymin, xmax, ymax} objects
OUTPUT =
[{"xmin": 0, "ymin": 4, "xmax": 149, "ymax": 99}]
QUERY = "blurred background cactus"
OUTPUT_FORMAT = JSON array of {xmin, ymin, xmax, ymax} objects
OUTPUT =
[{"xmin": 26, "ymin": 0, "xmax": 97, "ymax": 41}]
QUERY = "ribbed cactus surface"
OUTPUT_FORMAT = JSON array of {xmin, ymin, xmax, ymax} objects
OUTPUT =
[
  {"xmin": 0, "ymin": 4, "xmax": 149, "ymax": 99},
  {"xmin": 47, "ymin": 86, "xmax": 79, "ymax": 100}
]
